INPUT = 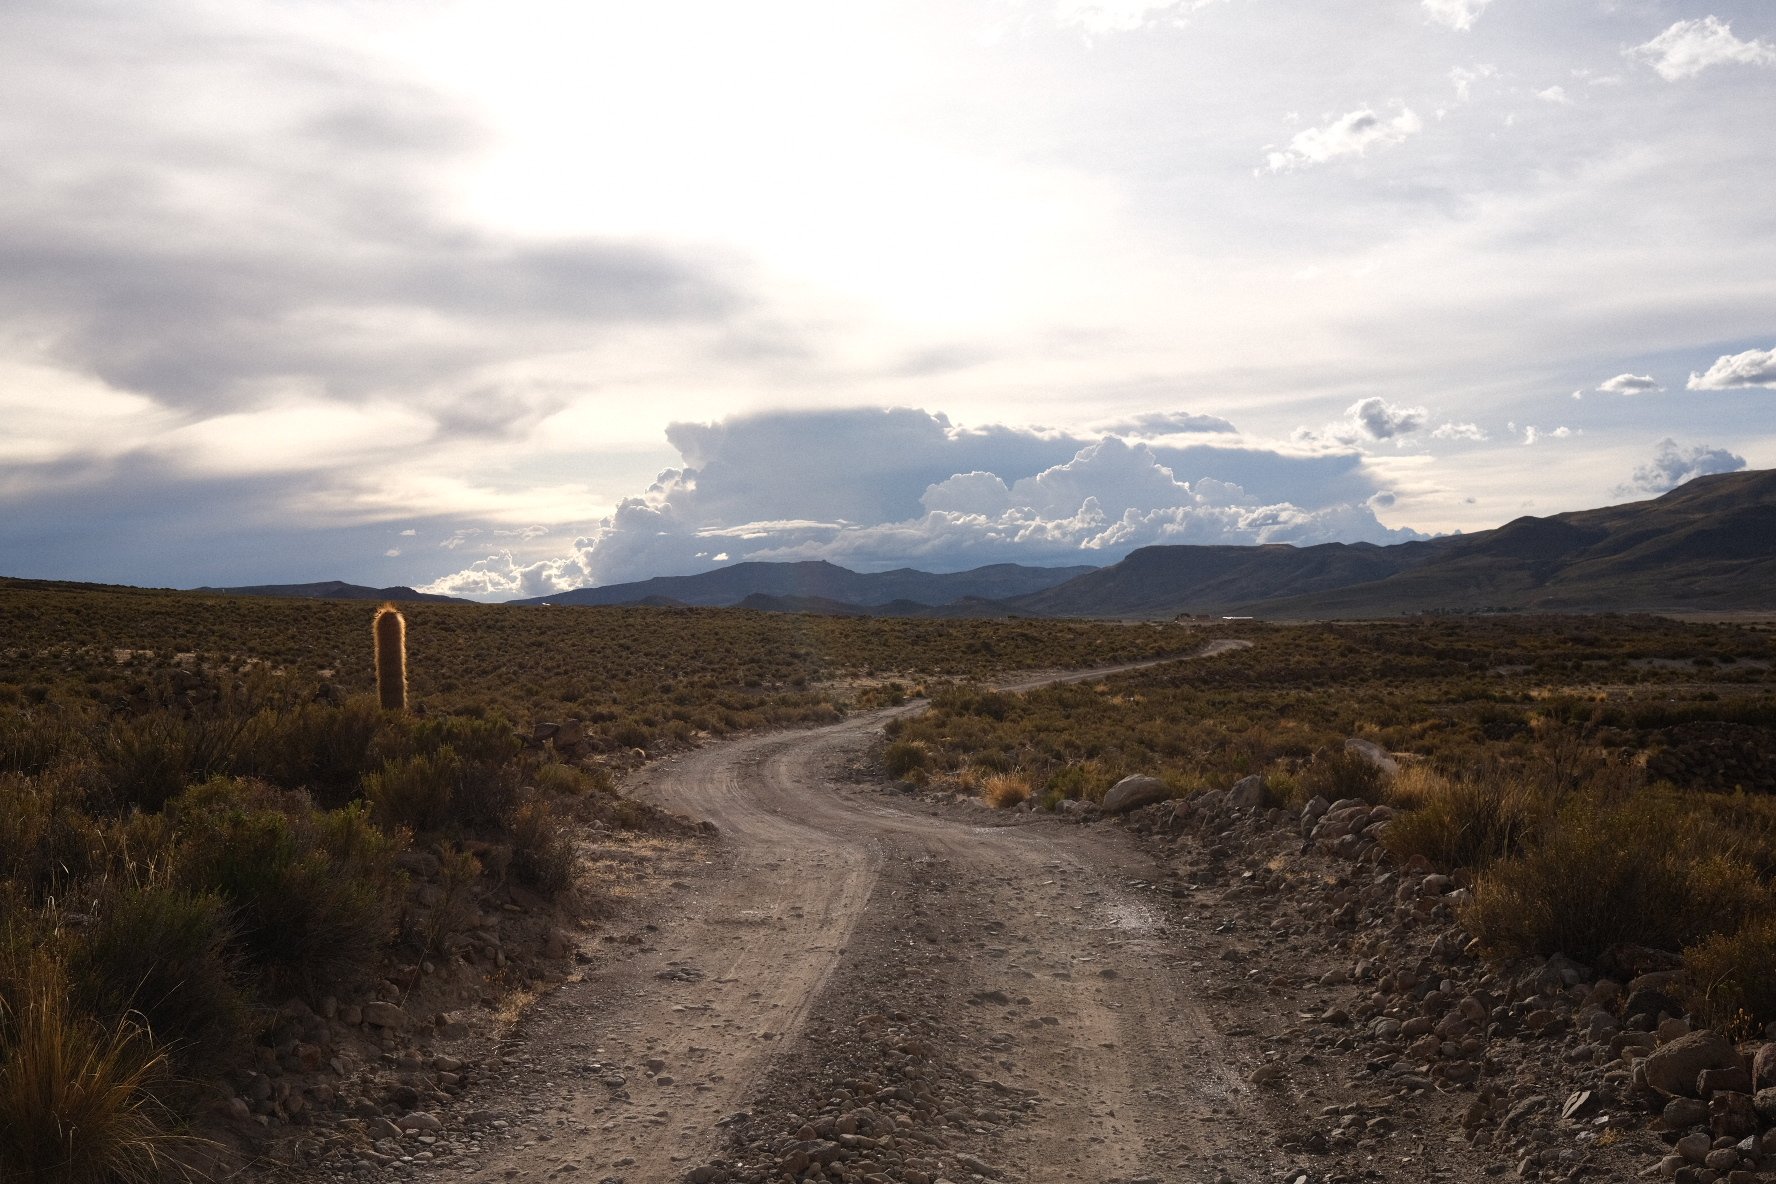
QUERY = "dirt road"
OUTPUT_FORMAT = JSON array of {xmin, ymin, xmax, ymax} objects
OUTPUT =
[{"xmin": 401, "ymin": 641, "xmax": 1489, "ymax": 1184}]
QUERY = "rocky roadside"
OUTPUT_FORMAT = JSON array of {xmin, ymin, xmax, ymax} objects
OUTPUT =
[
  {"xmin": 226, "ymin": 821, "xmax": 709, "ymax": 1181},
  {"xmin": 1040, "ymin": 768, "xmax": 1776, "ymax": 1184}
]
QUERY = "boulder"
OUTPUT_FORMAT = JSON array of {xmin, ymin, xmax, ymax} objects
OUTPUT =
[
  {"xmin": 361, "ymin": 1001, "xmax": 408, "ymax": 1031},
  {"xmin": 1101, "ymin": 775, "xmax": 1170, "ymax": 815},
  {"xmin": 1754, "ymin": 1042, "xmax": 1776, "ymax": 1090},
  {"xmin": 1644, "ymin": 1030, "xmax": 1740, "ymax": 1097},
  {"xmin": 1227, "ymin": 775, "xmax": 1266, "ymax": 811}
]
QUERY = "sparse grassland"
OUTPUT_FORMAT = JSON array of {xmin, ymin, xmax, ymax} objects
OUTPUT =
[
  {"xmin": 0, "ymin": 578, "xmax": 1198, "ymax": 1182},
  {"xmin": 887, "ymin": 614, "xmax": 1776, "ymax": 1026}
]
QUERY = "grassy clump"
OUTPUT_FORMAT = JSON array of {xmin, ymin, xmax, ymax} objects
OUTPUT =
[
  {"xmin": 1465, "ymin": 793, "xmax": 1770, "ymax": 964},
  {"xmin": 1382, "ymin": 770, "xmax": 1548, "ymax": 872},
  {"xmin": 0, "ymin": 958, "xmax": 192, "ymax": 1184},
  {"xmin": 1685, "ymin": 917, "xmax": 1776, "ymax": 1033},
  {"xmin": 981, "ymin": 771, "xmax": 1032, "ymax": 809},
  {"xmin": 507, "ymin": 796, "xmax": 576, "ymax": 895}
]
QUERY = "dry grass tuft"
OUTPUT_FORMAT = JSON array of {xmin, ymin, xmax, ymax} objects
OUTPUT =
[
  {"xmin": 981, "ymin": 772, "xmax": 1032, "ymax": 809},
  {"xmin": 0, "ymin": 959, "xmax": 194, "ymax": 1184}
]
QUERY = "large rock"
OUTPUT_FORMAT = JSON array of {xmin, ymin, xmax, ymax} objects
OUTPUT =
[
  {"xmin": 1101, "ymin": 775, "xmax": 1170, "ymax": 815},
  {"xmin": 362, "ymin": 1001, "xmax": 409, "ymax": 1031},
  {"xmin": 1343, "ymin": 738, "xmax": 1399, "ymax": 777},
  {"xmin": 1227, "ymin": 775, "xmax": 1266, "ymax": 811},
  {"xmin": 1644, "ymin": 1030, "xmax": 1740, "ymax": 1097}
]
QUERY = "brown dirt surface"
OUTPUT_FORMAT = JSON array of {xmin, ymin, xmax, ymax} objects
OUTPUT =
[{"xmin": 285, "ymin": 642, "xmax": 1535, "ymax": 1184}]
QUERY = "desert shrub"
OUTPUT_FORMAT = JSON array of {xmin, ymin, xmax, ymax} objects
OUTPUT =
[
  {"xmin": 1466, "ymin": 794, "xmax": 1769, "ymax": 963},
  {"xmin": 1382, "ymin": 773, "xmax": 1548, "ymax": 872},
  {"xmin": 362, "ymin": 748, "xmax": 461, "ymax": 834},
  {"xmin": 981, "ymin": 772, "xmax": 1032, "ymax": 809},
  {"xmin": 0, "ymin": 958, "xmax": 190, "ymax": 1184},
  {"xmin": 882, "ymin": 741, "xmax": 927, "ymax": 780},
  {"xmin": 0, "ymin": 711, "xmax": 86, "ymax": 776},
  {"xmin": 529, "ymin": 763, "xmax": 587, "ymax": 797},
  {"xmin": 1301, "ymin": 748, "xmax": 1389, "ymax": 804},
  {"xmin": 507, "ymin": 797, "xmax": 576, "ymax": 896},
  {"xmin": 399, "ymin": 713, "xmax": 522, "ymax": 767},
  {"xmin": 171, "ymin": 780, "xmax": 400, "ymax": 996},
  {"xmin": 98, "ymin": 713, "xmax": 245, "ymax": 813},
  {"xmin": 0, "ymin": 774, "xmax": 106, "ymax": 903},
  {"xmin": 69, "ymin": 883, "xmax": 251, "ymax": 1074},
  {"xmin": 236, "ymin": 698, "xmax": 381, "ymax": 807},
  {"xmin": 1685, "ymin": 916, "xmax": 1776, "ymax": 1032}
]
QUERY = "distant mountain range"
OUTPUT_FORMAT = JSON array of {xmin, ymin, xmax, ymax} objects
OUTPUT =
[
  {"xmin": 507, "ymin": 560, "xmax": 1098, "ymax": 608},
  {"xmin": 1002, "ymin": 468, "xmax": 1776, "ymax": 618},
  {"xmin": 177, "ymin": 469, "xmax": 1774, "ymax": 618},
  {"xmin": 190, "ymin": 580, "xmax": 469, "ymax": 604}
]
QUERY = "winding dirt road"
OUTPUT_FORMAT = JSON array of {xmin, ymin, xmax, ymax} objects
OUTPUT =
[{"xmin": 408, "ymin": 639, "xmax": 1484, "ymax": 1184}]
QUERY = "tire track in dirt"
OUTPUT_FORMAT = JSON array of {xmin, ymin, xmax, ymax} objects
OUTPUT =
[{"xmin": 417, "ymin": 641, "xmax": 1259, "ymax": 1183}]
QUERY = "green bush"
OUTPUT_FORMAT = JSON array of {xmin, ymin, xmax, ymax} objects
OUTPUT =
[
  {"xmin": 507, "ymin": 796, "xmax": 576, "ymax": 895},
  {"xmin": 70, "ymin": 883, "xmax": 251, "ymax": 1074},
  {"xmin": 1383, "ymin": 774, "xmax": 1547, "ymax": 872},
  {"xmin": 882, "ymin": 741, "xmax": 927, "ymax": 780},
  {"xmin": 1685, "ymin": 917, "xmax": 1776, "ymax": 1033},
  {"xmin": 362, "ymin": 749, "xmax": 461, "ymax": 834},
  {"xmin": 1302, "ymin": 747, "xmax": 1388, "ymax": 804},
  {"xmin": 0, "ymin": 773, "xmax": 105, "ymax": 904},
  {"xmin": 171, "ymin": 779, "xmax": 400, "ymax": 997},
  {"xmin": 237, "ymin": 698, "xmax": 382, "ymax": 807},
  {"xmin": 99, "ymin": 712, "xmax": 245, "ymax": 813},
  {"xmin": 1466, "ymin": 793, "xmax": 1769, "ymax": 963}
]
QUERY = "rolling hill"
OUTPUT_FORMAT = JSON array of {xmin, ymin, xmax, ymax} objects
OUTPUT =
[
  {"xmin": 1009, "ymin": 469, "xmax": 1776, "ymax": 618},
  {"xmin": 190, "ymin": 580, "xmax": 469, "ymax": 604},
  {"xmin": 509, "ymin": 560, "xmax": 1098, "ymax": 608}
]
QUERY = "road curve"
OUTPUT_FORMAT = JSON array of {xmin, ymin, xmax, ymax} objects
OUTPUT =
[{"xmin": 432, "ymin": 640, "xmax": 1257, "ymax": 1183}]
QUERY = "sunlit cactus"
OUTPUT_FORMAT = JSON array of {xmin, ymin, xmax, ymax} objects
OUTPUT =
[{"xmin": 373, "ymin": 605, "xmax": 407, "ymax": 711}]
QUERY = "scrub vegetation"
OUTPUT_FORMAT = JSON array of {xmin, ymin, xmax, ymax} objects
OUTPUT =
[
  {"xmin": 887, "ymin": 614, "xmax": 1776, "ymax": 1030},
  {"xmin": 0, "ymin": 578, "xmax": 1194, "ymax": 1182}
]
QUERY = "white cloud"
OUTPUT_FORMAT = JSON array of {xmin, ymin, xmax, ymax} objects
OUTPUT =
[
  {"xmin": 1536, "ymin": 86, "xmax": 1571, "ymax": 105},
  {"xmin": 1630, "ymin": 17, "xmax": 1776, "ymax": 82},
  {"xmin": 1265, "ymin": 107, "xmax": 1423, "ymax": 172},
  {"xmin": 1423, "ymin": 0, "xmax": 1493, "ymax": 32},
  {"xmin": 1688, "ymin": 346, "xmax": 1776, "ymax": 390},
  {"xmin": 1522, "ymin": 425, "xmax": 1574, "ymax": 445},
  {"xmin": 1343, "ymin": 397, "xmax": 1429, "ymax": 441},
  {"xmin": 1431, "ymin": 421, "xmax": 1487, "ymax": 441},
  {"xmin": 1597, "ymin": 373, "xmax": 1660, "ymax": 396},
  {"xmin": 1623, "ymin": 438, "xmax": 1747, "ymax": 494},
  {"xmin": 420, "ymin": 407, "xmax": 1422, "ymax": 598}
]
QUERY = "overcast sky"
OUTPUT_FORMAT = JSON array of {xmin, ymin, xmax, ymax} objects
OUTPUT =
[{"xmin": 2, "ymin": 0, "xmax": 1772, "ymax": 597}]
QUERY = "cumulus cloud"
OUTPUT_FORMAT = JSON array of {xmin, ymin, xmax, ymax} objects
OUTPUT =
[
  {"xmin": 1334, "ymin": 397, "xmax": 1429, "ymax": 442},
  {"xmin": 1423, "ymin": 0, "xmax": 1493, "ymax": 32},
  {"xmin": 1630, "ymin": 17, "xmax": 1776, "ymax": 81},
  {"xmin": 1688, "ymin": 347, "xmax": 1776, "ymax": 390},
  {"xmin": 421, "ymin": 407, "xmax": 1425, "ymax": 598},
  {"xmin": 1265, "ymin": 108, "xmax": 1423, "ymax": 172},
  {"xmin": 1536, "ymin": 86, "xmax": 1571, "ymax": 104},
  {"xmin": 1622, "ymin": 438, "xmax": 1747, "ymax": 495},
  {"xmin": 1597, "ymin": 373, "xmax": 1660, "ymax": 396},
  {"xmin": 1431, "ymin": 421, "xmax": 1487, "ymax": 441}
]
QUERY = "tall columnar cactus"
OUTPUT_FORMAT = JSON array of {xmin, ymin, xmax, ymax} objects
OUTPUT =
[{"xmin": 373, "ymin": 605, "xmax": 407, "ymax": 712}]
